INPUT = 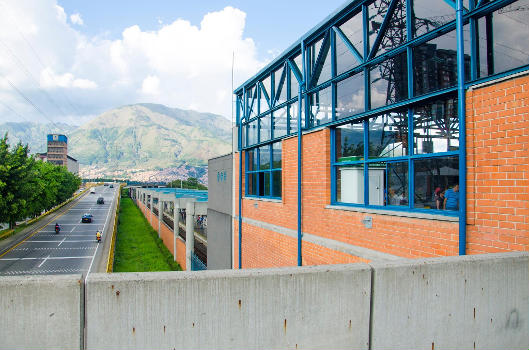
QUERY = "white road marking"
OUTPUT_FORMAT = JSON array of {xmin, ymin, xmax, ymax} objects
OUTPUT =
[
  {"xmin": 25, "ymin": 240, "xmax": 96, "ymax": 243},
  {"xmin": 0, "ymin": 256, "xmax": 93, "ymax": 261},
  {"xmin": 37, "ymin": 255, "xmax": 50, "ymax": 267},
  {"xmin": 87, "ymin": 190, "xmax": 115, "ymax": 275},
  {"xmin": 58, "ymin": 236, "xmax": 67, "ymax": 247}
]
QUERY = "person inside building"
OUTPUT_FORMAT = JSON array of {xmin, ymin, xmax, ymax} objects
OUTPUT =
[
  {"xmin": 444, "ymin": 184, "xmax": 459, "ymax": 211},
  {"xmin": 435, "ymin": 187, "xmax": 445, "ymax": 210}
]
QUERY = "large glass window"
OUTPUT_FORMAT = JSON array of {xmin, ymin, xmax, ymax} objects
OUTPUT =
[
  {"xmin": 260, "ymin": 76, "xmax": 271, "ymax": 114},
  {"xmin": 413, "ymin": 0, "xmax": 455, "ymax": 38},
  {"xmin": 370, "ymin": 52, "xmax": 408, "ymax": 109},
  {"xmin": 259, "ymin": 114, "xmax": 271, "ymax": 143},
  {"xmin": 308, "ymin": 85, "xmax": 332, "ymax": 127},
  {"xmin": 274, "ymin": 66, "xmax": 287, "ymax": 106},
  {"xmin": 335, "ymin": 120, "xmax": 364, "ymax": 162},
  {"xmin": 247, "ymin": 120, "xmax": 258, "ymax": 146},
  {"xmin": 272, "ymin": 107, "xmax": 287, "ymax": 138},
  {"xmin": 245, "ymin": 142, "xmax": 282, "ymax": 199},
  {"xmin": 336, "ymin": 12, "xmax": 363, "ymax": 76},
  {"xmin": 368, "ymin": 0, "xmax": 407, "ymax": 57},
  {"xmin": 368, "ymin": 110, "xmax": 408, "ymax": 158},
  {"xmin": 413, "ymin": 97, "xmax": 459, "ymax": 154},
  {"xmin": 336, "ymin": 72, "xmax": 365, "ymax": 120},
  {"xmin": 414, "ymin": 156, "xmax": 459, "ymax": 211},
  {"xmin": 413, "ymin": 31, "xmax": 458, "ymax": 96}
]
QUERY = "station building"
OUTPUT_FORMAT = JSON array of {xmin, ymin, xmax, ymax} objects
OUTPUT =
[{"xmin": 233, "ymin": 0, "xmax": 529, "ymax": 268}]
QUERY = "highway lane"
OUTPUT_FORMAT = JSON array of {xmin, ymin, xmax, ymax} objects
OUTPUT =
[{"xmin": 0, "ymin": 185, "xmax": 117, "ymax": 276}]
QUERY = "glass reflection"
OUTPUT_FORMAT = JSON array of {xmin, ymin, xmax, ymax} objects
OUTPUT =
[
  {"xmin": 369, "ymin": 111, "xmax": 408, "ymax": 158},
  {"xmin": 336, "ymin": 72, "xmax": 365, "ymax": 119},
  {"xmin": 260, "ymin": 76, "xmax": 271, "ymax": 114},
  {"xmin": 308, "ymin": 86, "xmax": 332, "ymax": 127},
  {"xmin": 272, "ymin": 107, "xmax": 287, "ymax": 138},
  {"xmin": 368, "ymin": 0, "xmax": 407, "ymax": 56},
  {"xmin": 335, "ymin": 120, "xmax": 364, "ymax": 162},
  {"xmin": 259, "ymin": 145, "xmax": 270, "ymax": 170},
  {"xmin": 413, "ymin": 97, "xmax": 459, "ymax": 154},
  {"xmin": 387, "ymin": 162, "xmax": 408, "ymax": 206},
  {"xmin": 414, "ymin": 156, "xmax": 459, "ymax": 210},
  {"xmin": 259, "ymin": 114, "xmax": 271, "ymax": 143},
  {"xmin": 290, "ymin": 54, "xmax": 302, "ymax": 99},
  {"xmin": 413, "ymin": 0, "xmax": 455, "ymax": 38},
  {"xmin": 413, "ymin": 31, "xmax": 458, "ymax": 96},
  {"xmin": 289, "ymin": 100, "xmax": 300, "ymax": 134},
  {"xmin": 370, "ymin": 52, "xmax": 408, "ymax": 109},
  {"xmin": 272, "ymin": 142, "xmax": 282, "ymax": 169},
  {"xmin": 247, "ymin": 173, "xmax": 257, "ymax": 196},
  {"xmin": 272, "ymin": 170, "xmax": 282, "ymax": 197},
  {"xmin": 247, "ymin": 120, "xmax": 258, "ymax": 146},
  {"xmin": 247, "ymin": 148, "xmax": 257, "ymax": 171},
  {"xmin": 274, "ymin": 66, "xmax": 287, "ymax": 105}
]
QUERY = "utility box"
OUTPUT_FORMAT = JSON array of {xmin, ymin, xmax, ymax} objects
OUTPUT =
[{"xmin": 340, "ymin": 167, "xmax": 385, "ymax": 205}]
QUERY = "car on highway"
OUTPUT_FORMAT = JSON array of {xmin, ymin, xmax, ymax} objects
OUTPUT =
[
  {"xmin": 81, "ymin": 213, "xmax": 93, "ymax": 223},
  {"xmin": 97, "ymin": 197, "xmax": 104, "ymax": 204},
  {"xmin": 90, "ymin": 188, "xmax": 96, "ymax": 194},
  {"xmin": 109, "ymin": 184, "xmax": 114, "ymax": 188}
]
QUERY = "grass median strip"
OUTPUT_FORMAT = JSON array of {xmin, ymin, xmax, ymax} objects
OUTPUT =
[{"xmin": 113, "ymin": 197, "xmax": 181, "ymax": 272}]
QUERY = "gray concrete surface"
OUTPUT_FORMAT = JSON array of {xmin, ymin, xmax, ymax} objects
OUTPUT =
[
  {"xmin": 208, "ymin": 153, "xmax": 233, "ymax": 215},
  {"xmin": 85, "ymin": 264, "xmax": 372, "ymax": 350},
  {"xmin": 370, "ymin": 252, "xmax": 529, "ymax": 350},
  {"xmin": 0, "ymin": 274, "xmax": 83, "ymax": 350},
  {"xmin": 0, "ymin": 185, "xmax": 118, "ymax": 276},
  {"xmin": 206, "ymin": 208, "xmax": 232, "ymax": 269}
]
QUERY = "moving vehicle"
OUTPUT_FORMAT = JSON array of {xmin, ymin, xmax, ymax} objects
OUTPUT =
[
  {"xmin": 54, "ymin": 223, "xmax": 60, "ymax": 234},
  {"xmin": 81, "ymin": 213, "xmax": 93, "ymax": 223},
  {"xmin": 90, "ymin": 188, "xmax": 96, "ymax": 194},
  {"xmin": 97, "ymin": 197, "xmax": 104, "ymax": 204},
  {"xmin": 109, "ymin": 184, "xmax": 114, "ymax": 188},
  {"xmin": 96, "ymin": 230, "xmax": 102, "ymax": 243}
]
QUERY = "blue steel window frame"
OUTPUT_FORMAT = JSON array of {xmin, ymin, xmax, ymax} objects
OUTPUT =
[
  {"xmin": 331, "ymin": 92, "xmax": 460, "ymax": 216},
  {"xmin": 235, "ymin": 0, "xmax": 529, "ymax": 210},
  {"xmin": 245, "ymin": 141, "xmax": 282, "ymax": 199}
]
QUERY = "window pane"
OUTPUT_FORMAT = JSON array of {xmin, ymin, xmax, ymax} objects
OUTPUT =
[
  {"xmin": 413, "ymin": 30, "xmax": 458, "ymax": 96},
  {"xmin": 272, "ymin": 170, "xmax": 282, "ymax": 197},
  {"xmin": 368, "ymin": 0, "xmax": 407, "ymax": 56},
  {"xmin": 413, "ymin": 97, "xmax": 459, "ymax": 154},
  {"xmin": 308, "ymin": 86, "xmax": 332, "ymax": 127},
  {"xmin": 259, "ymin": 114, "xmax": 271, "ymax": 143},
  {"xmin": 248, "ymin": 173, "xmax": 257, "ymax": 195},
  {"xmin": 492, "ymin": 4, "xmax": 529, "ymax": 75},
  {"xmin": 336, "ymin": 164, "xmax": 364, "ymax": 204},
  {"xmin": 248, "ymin": 120, "xmax": 258, "ymax": 146},
  {"xmin": 387, "ymin": 162, "xmax": 408, "ymax": 206},
  {"xmin": 248, "ymin": 86, "xmax": 257, "ymax": 119},
  {"xmin": 289, "ymin": 101, "xmax": 299, "ymax": 134},
  {"xmin": 370, "ymin": 52, "xmax": 408, "ymax": 109},
  {"xmin": 337, "ymin": 11, "xmax": 363, "ymax": 75},
  {"xmin": 241, "ymin": 125, "xmax": 246, "ymax": 148},
  {"xmin": 413, "ymin": 156, "xmax": 459, "ymax": 210},
  {"xmin": 259, "ymin": 172, "xmax": 271, "ymax": 196},
  {"xmin": 260, "ymin": 76, "xmax": 271, "ymax": 114},
  {"xmin": 413, "ymin": 0, "xmax": 455, "ymax": 38},
  {"xmin": 274, "ymin": 66, "xmax": 287, "ymax": 105},
  {"xmin": 290, "ymin": 54, "xmax": 301, "ymax": 99},
  {"xmin": 336, "ymin": 72, "xmax": 365, "ymax": 119},
  {"xmin": 273, "ymin": 107, "xmax": 287, "ymax": 139},
  {"xmin": 368, "ymin": 162, "xmax": 386, "ymax": 206},
  {"xmin": 247, "ymin": 149, "xmax": 257, "ymax": 171},
  {"xmin": 272, "ymin": 142, "xmax": 282, "ymax": 169},
  {"xmin": 336, "ymin": 120, "xmax": 364, "ymax": 162},
  {"xmin": 309, "ymin": 36, "xmax": 331, "ymax": 86},
  {"xmin": 259, "ymin": 145, "xmax": 270, "ymax": 170},
  {"xmin": 369, "ymin": 110, "xmax": 408, "ymax": 158}
]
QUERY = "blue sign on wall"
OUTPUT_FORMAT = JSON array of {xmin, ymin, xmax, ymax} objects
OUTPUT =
[{"xmin": 217, "ymin": 170, "xmax": 227, "ymax": 183}]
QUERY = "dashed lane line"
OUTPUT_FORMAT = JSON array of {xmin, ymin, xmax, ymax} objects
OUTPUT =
[
  {"xmin": 0, "ymin": 256, "xmax": 93, "ymax": 261},
  {"xmin": 0, "ymin": 268, "xmax": 87, "ymax": 275}
]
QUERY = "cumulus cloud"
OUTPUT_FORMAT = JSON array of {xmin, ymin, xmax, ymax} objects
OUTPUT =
[
  {"xmin": 0, "ymin": 1, "xmax": 268, "ymax": 124},
  {"xmin": 70, "ymin": 13, "xmax": 83, "ymax": 26}
]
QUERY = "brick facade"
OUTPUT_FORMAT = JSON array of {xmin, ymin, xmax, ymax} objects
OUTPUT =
[
  {"xmin": 234, "ymin": 73, "xmax": 529, "ymax": 268},
  {"xmin": 466, "ymin": 73, "xmax": 529, "ymax": 254}
]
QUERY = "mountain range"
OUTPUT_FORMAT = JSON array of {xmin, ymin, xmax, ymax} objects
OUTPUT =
[{"xmin": 0, "ymin": 104, "xmax": 233, "ymax": 183}]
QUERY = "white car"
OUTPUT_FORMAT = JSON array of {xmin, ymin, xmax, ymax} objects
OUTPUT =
[{"xmin": 90, "ymin": 188, "xmax": 96, "ymax": 194}]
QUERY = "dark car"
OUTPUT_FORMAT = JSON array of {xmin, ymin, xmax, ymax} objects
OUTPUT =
[
  {"xmin": 81, "ymin": 213, "xmax": 93, "ymax": 223},
  {"xmin": 109, "ymin": 184, "xmax": 114, "ymax": 188},
  {"xmin": 97, "ymin": 197, "xmax": 104, "ymax": 204}
]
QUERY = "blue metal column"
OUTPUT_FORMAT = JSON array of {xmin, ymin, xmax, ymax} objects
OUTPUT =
[
  {"xmin": 238, "ymin": 91, "xmax": 245, "ymax": 268},
  {"xmin": 297, "ymin": 41, "xmax": 306, "ymax": 267},
  {"xmin": 456, "ymin": 0, "xmax": 467, "ymax": 255}
]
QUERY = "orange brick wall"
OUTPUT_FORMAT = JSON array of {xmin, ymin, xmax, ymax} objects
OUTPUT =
[{"xmin": 466, "ymin": 73, "xmax": 529, "ymax": 254}]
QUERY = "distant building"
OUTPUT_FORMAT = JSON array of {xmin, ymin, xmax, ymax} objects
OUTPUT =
[
  {"xmin": 47, "ymin": 134, "xmax": 68, "ymax": 166},
  {"xmin": 35, "ymin": 134, "xmax": 78, "ymax": 175}
]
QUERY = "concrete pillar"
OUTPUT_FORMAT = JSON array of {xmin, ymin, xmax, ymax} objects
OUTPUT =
[
  {"xmin": 185, "ymin": 202, "xmax": 195, "ymax": 271},
  {"xmin": 158, "ymin": 198, "xmax": 162, "ymax": 238},
  {"xmin": 149, "ymin": 195, "xmax": 152, "ymax": 224},
  {"xmin": 173, "ymin": 201, "xmax": 179, "ymax": 262}
]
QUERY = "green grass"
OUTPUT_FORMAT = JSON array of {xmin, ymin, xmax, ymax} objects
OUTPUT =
[{"xmin": 113, "ymin": 197, "xmax": 181, "ymax": 272}]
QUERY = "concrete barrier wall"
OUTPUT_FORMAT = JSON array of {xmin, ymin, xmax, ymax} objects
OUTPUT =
[
  {"xmin": 0, "ymin": 253, "xmax": 527, "ymax": 350},
  {"xmin": 0, "ymin": 274, "xmax": 83, "ymax": 350},
  {"xmin": 370, "ymin": 252, "xmax": 529, "ymax": 350},
  {"xmin": 85, "ymin": 264, "xmax": 372, "ymax": 350}
]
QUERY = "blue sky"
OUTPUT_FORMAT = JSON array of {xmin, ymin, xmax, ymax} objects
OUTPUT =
[
  {"xmin": 58, "ymin": 1, "xmax": 347, "ymax": 61},
  {"xmin": 0, "ymin": 0, "xmax": 346, "ymax": 125}
]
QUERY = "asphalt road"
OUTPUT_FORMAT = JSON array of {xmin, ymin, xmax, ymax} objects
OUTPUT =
[{"xmin": 0, "ymin": 185, "xmax": 117, "ymax": 276}]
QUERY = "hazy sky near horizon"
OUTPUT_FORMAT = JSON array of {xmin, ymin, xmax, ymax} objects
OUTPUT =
[{"xmin": 0, "ymin": 0, "xmax": 345, "ymax": 125}]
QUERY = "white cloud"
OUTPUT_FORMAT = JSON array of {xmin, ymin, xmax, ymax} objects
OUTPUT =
[
  {"xmin": 70, "ymin": 13, "xmax": 83, "ymax": 26},
  {"xmin": 0, "ymin": 1, "xmax": 268, "ymax": 124}
]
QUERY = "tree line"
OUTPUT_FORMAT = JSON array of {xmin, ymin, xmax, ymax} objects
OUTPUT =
[
  {"xmin": 0, "ymin": 134, "xmax": 81, "ymax": 229},
  {"xmin": 167, "ymin": 177, "xmax": 207, "ymax": 190}
]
